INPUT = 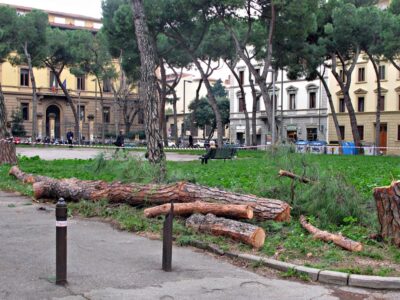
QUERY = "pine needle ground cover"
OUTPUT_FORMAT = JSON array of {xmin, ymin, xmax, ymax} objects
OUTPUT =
[{"xmin": 1, "ymin": 150, "xmax": 399, "ymax": 276}]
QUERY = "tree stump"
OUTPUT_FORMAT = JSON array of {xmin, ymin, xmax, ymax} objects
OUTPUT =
[
  {"xmin": 374, "ymin": 181, "xmax": 400, "ymax": 247},
  {"xmin": 0, "ymin": 140, "xmax": 17, "ymax": 165}
]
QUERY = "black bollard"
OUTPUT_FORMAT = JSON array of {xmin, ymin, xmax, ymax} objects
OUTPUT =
[
  {"xmin": 55, "ymin": 198, "xmax": 67, "ymax": 285},
  {"xmin": 162, "ymin": 201, "xmax": 174, "ymax": 272}
]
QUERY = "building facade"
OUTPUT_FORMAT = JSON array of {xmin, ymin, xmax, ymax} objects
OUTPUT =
[
  {"xmin": 1, "ymin": 4, "xmax": 142, "ymax": 142},
  {"xmin": 327, "ymin": 55, "xmax": 400, "ymax": 154},
  {"xmin": 228, "ymin": 60, "xmax": 328, "ymax": 145}
]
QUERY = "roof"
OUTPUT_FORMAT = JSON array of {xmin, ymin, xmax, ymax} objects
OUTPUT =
[{"xmin": 1, "ymin": 3, "xmax": 102, "ymax": 22}]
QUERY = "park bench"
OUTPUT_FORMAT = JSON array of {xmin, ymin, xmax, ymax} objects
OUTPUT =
[{"xmin": 199, "ymin": 147, "xmax": 237, "ymax": 163}]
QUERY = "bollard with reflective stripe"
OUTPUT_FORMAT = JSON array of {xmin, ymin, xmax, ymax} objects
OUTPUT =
[
  {"xmin": 56, "ymin": 198, "xmax": 67, "ymax": 285},
  {"xmin": 162, "ymin": 201, "xmax": 174, "ymax": 272}
]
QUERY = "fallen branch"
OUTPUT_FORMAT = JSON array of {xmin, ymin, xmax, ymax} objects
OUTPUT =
[
  {"xmin": 186, "ymin": 213, "xmax": 266, "ymax": 249},
  {"xmin": 9, "ymin": 166, "xmax": 50, "ymax": 183},
  {"xmin": 299, "ymin": 215, "xmax": 363, "ymax": 252},
  {"xmin": 9, "ymin": 166, "xmax": 291, "ymax": 221},
  {"xmin": 278, "ymin": 170, "xmax": 314, "ymax": 184},
  {"xmin": 374, "ymin": 181, "xmax": 400, "ymax": 247},
  {"xmin": 144, "ymin": 201, "xmax": 253, "ymax": 219}
]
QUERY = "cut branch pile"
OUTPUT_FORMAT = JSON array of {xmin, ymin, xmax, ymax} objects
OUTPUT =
[
  {"xmin": 9, "ymin": 166, "xmax": 290, "ymax": 222},
  {"xmin": 300, "ymin": 215, "xmax": 363, "ymax": 252},
  {"xmin": 186, "ymin": 213, "xmax": 266, "ymax": 249},
  {"xmin": 373, "ymin": 181, "xmax": 400, "ymax": 247}
]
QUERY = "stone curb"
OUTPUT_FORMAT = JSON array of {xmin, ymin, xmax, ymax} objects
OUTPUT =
[{"xmin": 224, "ymin": 252, "xmax": 400, "ymax": 290}]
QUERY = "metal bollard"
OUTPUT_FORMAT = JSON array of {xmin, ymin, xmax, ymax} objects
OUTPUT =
[
  {"xmin": 55, "ymin": 198, "xmax": 67, "ymax": 285},
  {"xmin": 162, "ymin": 201, "xmax": 174, "ymax": 272}
]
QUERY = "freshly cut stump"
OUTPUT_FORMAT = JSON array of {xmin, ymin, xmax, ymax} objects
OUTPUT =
[
  {"xmin": 186, "ymin": 213, "xmax": 266, "ymax": 249},
  {"xmin": 374, "ymin": 181, "xmax": 400, "ymax": 247},
  {"xmin": 0, "ymin": 141, "xmax": 17, "ymax": 165},
  {"xmin": 144, "ymin": 201, "xmax": 253, "ymax": 219},
  {"xmin": 300, "ymin": 215, "xmax": 363, "ymax": 252}
]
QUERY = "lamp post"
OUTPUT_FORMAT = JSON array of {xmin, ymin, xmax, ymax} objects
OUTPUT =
[{"xmin": 182, "ymin": 80, "xmax": 192, "ymax": 141}]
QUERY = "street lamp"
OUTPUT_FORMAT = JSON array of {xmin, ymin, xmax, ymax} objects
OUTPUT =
[
  {"xmin": 265, "ymin": 68, "xmax": 276, "ymax": 144},
  {"xmin": 182, "ymin": 80, "xmax": 192, "ymax": 140}
]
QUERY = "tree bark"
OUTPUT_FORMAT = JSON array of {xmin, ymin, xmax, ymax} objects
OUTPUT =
[
  {"xmin": 23, "ymin": 43, "xmax": 38, "ymax": 142},
  {"xmin": 9, "ymin": 167, "xmax": 290, "ymax": 221},
  {"xmin": 9, "ymin": 166, "xmax": 49, "ymax": 183},
  {"xmin": 158, "ymin": 61, "xmax": 168, "ymax": 146},
  {"xmin": 144, "ymin": 201, "xmax": 253, "ymax": 219},
  {"xmin": 300, "ymin": 215, "xmax": 363, "ymax": 252},
  {"xmin": 131, "ymin": 0, "xmax": 165, "ymax": 167},
  {"xmin": 186, "ymin": 213, "xmax": 265, "ymax": 249},
  {"xmin": 373, "ymin": 181, "xmax": 400, "ymax": 247},
  {"xmin": 0, "ymin": 86, "xmax": 17, "ymax": 165}
]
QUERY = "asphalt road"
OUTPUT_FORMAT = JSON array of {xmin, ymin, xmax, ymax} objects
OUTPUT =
[
  {"xmin": 16, "ymin": 146, "xmax": 199, "ymax": 161},
  {"xmin": 1, "ymin": 191, "xmax": 400, "ymax": 299}
]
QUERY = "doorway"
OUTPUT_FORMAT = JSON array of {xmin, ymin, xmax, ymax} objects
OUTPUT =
[
  {"xmin": 379, "ymin": 123, "xmax": 387, "ymax": 153},
  {"xmin": 46, "ymin": 105, "xmax": 61, "ymax": 139}
]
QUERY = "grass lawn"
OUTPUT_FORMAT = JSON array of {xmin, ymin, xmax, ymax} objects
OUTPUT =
[{"xmin": 1, "ymin": 149, "xmax": 400, "ymax": 277}]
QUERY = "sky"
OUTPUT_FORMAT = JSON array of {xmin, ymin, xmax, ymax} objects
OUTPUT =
[{"xmin": 0, "ymin": 0, "xmax": 102, "ymax": 19}]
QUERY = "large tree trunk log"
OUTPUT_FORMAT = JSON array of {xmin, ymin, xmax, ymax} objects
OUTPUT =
[
  {"xmin": 144, "ymin": 201, "xmax": 253, "ymax": 219},
  {"xmin": 300, "ymin": 215, "xmax": 363, "ymax": 252},
  {"xmin": 373, "ymin": 181, "xmax": 400, "ymax": 247},
  {"xmin": 186, "ymin": 213, "xmax": 265, "ymax": 249},
  {"xmin": 10, "ymin": 167, "xmax": 290, "ymax": 221},
  {"xmin": 0, "ymin": 141, "xmax": 17, "ymax": 165}
]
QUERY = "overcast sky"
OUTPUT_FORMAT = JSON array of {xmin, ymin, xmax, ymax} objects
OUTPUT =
[{"xmin": 0, "ymin": 0, "xmax": 102, "ymax": 19}]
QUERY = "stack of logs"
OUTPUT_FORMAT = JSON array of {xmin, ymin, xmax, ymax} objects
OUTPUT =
[{"xmin": 9, "ymin": 166, "xmax": 292, "ymax": 249}]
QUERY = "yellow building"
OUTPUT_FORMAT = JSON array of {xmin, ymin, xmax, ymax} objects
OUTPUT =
[
  {"xmin": 327, "ymin": 55, "xmax": 400, "ymax": 154},
  {"xmin": 0, "ymin": 4, "xmax": 142, "ymax": 142}
]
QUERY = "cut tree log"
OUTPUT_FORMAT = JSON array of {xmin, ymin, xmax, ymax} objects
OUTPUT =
[
  {"xmin": 9, "ymin": 166, "xmax": 49, "ymax": 183},
  {"xmin": 373, "ymin": 181, "xmax": 400, "ymax": 247},
  {"xmin": 144, "ymin": 201, "xmax": 253, "ymax": 219},
  {"xmin": 278, "ymin": 169, "xmax": 314, "ymax": 184},
  {"xmin": 299, "ymin": 215, "xmax": 363, "ymax": 252},
  {"xmin": 0, "ymin": 141, "xmax": 17, "ymax": 165},
  {"xmin": 186, "ymin": 213, "xmax": 266, "ymax": 249},
  {"xmin": 9, "ymin": 166, "xmax": 291, "ymax": 221}
]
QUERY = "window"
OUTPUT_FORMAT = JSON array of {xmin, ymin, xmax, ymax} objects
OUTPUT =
[
  {"xmin": 309, "ymin": 92, "xmax": 316, "ymax": 109},
  {"xmin": 20, "ymin": 68, "xmax": 29, "ymax": 86},
  {"xmin": 398, "ymin": 94, "xmax": 400, "ymax": 110},
  {"xmin": 306, "ymin": 128, "xmax": 318, "ymax": 141},
  {"xmin": 103, "ymin": 79, "xmax": 112, "ymax": 92},
  {"xmin": 358, "ymin": 67, "xmax": 365, "ymax": 82},
  {"xmin": 339, "ymin": 98, "xmax": 346, "ymax": 112},
  {"xmin": 379, "ymin": 95, "xmax": 385, "ymax": 111},
  {"xmin": 256, "ymin": 97, "xmax": 261, "ymax": 112},
  {"xmin": 239, "ymin": 70, "xmax": 244, "ymax": 85},
  {"xmin": 289, "ymin": 94, "xmax": 296, "ymax": 110},
  {"xmin": 77, "ymin": 105, "xmax": 85, "ymax": 121},
  {"xmin": 21, "ymin": 103, "xmax": 29, "ymax": 121},
  {"xmin": 358, "ymin": 97, "xmax": 365, "ymax": 112},
  {"xmin": 77, "ymin": 75, "xmax": 85, "ymax": 91},
  {"xmin": 138, "ymin": 109, "xmax": 144, "ymax": 124},
  {"xmin": 398, "ymin": 125, "xmax": 400, "ymax": 141},
  {"xmin": 357, "ymin": 125, "xmax": 364, "ymax": 140},
  {"xmin": 379, "ymin": 65, "xmax": 386, "ymax": 80},
  {"xmin": 339, "ymin": 126, "xmax": 345, "ymax": 140},
  {"xmin": 103, "ymin": 107, "xmax": 110, "ymax": 123},
  {"xmin": 238, "ymin": 97, "xmax": 245, "ymax": 112},
  {"xmin": 50, "ymin": 71, "xmax": 58, "ymax": 89}
]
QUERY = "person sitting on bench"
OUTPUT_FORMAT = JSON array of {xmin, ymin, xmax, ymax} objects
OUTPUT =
[{"xmin": 201, "ymin": 140, "xmax": 216, "ymax": 164}]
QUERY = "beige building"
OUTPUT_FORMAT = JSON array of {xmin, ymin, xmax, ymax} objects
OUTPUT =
[
  {"xmin": 327, "ymin": 55, "xmax": 400, "ymax": 154},
  {"xmin": 1, "ymin": 4, "xmax": 142, "ymax": 142}
]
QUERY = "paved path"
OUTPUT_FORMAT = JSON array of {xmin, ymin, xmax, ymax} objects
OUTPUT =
[
  {"xmin": 16, "ymin": 147, "xmax": 199, "ymax": 161},
  {"xmin": 1, "ymin": 191, "xmax": 399, "ymax": 300}
]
